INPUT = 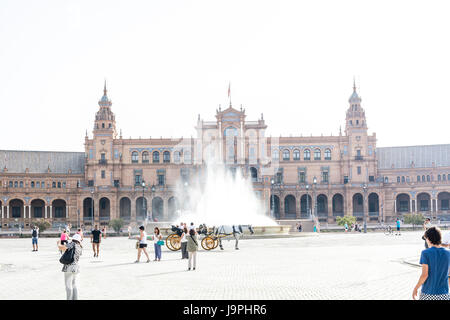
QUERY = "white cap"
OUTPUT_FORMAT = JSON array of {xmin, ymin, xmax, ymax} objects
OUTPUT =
[{"xmin": 72, "ymin": 234, "xmax": 82, "ymax": 242}]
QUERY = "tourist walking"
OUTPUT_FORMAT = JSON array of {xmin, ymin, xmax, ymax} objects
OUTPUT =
[
  {"xmin": 412, "ymin": 227, "xmax": 450, "ymax": 300},
  {"xmin": 128, "ymin": 225, "xmax": 132, "ymax": 238},
  {"xmin": 153, "ymin": 227, "xmax": 163, "ymax": 261},
  {"xmin": 91, "ymin": 225, "xmax": 102, "ymax": 257},
  {"xmin": 76, "ymin": 228, "xmax": 84, "ymax": 241},
  {"xmin": 180, "ymin": 226, "xmax": 189, "ymax": 259},
  {"xmin": 344, "ymin": 223, "xmax": 348, "ymax": 232},
  {"xmin": 31, "ymin": 226, "xmax": 39, "ymax": 252},
  {"xmin": 187, "ymin": 229, "xmax": 199, "ymax": 271},
  {"xmin": 423, "ymin": 218, "xmax": 433, "ymax": 248},
  {"xmin": 135, "ymin": 226, "xmax": 150, "ymax": 263},
  {"xmin": 102, "ymin": 226, "xmax": 107, "ymax": 239},
  {"xmin": 395, "ymin": 218, "xmax": 401, "ymax": 235},
  {"xmin": 58, "ymin": 233, "xmax": 83, "ymax": 300}
]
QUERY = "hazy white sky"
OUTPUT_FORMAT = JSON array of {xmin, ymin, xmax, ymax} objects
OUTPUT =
[{"xmin": 1, "ymin": 0, "xmax": 449, "ymax": 152}]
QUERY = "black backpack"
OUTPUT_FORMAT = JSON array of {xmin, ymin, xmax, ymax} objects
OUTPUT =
[
  {"xmin": 32, "ymin": 230, "xmax": 37, "ymax": 237},
  {"xmin": 59, "ymin": 244, "xmax": 76, "ymax": 265}
]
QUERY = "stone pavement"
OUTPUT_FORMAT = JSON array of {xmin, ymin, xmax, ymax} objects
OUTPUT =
[{"xmin": 0, "ymin": 231, "xmax": 428, "ymax": 300}]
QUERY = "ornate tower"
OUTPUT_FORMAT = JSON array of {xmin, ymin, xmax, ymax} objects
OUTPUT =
[
  {"xmin": 93, "ymin": 81, "xmax": 117, "ymax": 137},
  {"xmin": 345, "ymin": 80, "xmax": 367, "ymax": 135}
]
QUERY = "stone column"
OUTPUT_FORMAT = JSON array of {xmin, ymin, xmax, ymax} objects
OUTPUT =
[
  {"xmin": 163, "ymin": 198, "xmax": 169, "ymax": 221},
  {"xmin": 279, "ymin": 196, "xmax": 285, "ymax": 219},
  {"xmin": 327, "ymin": 195, "xmax": 333, "ymax": 222},
  {"xmin": 131, "ymin": 198, "xmax": 136, "ymax": 222},
  {"xmin": 66, "ymin": 206, "xmax": 68, "ymax": 219},
  {"xmin": 394, "ymin": 200, "xmax": 397, "ymax": 214},
  {"xmin": 1, "ymin": 206, "xmax": 3, "ymax": 219},
  {"xmin": 7, "ymin": 205, "xmax": 9, "ymax": 219},
  {"xmin": 49, "ymin": 206, "xmax": 52, "ymax": 219},
  {"xmin": 410, "ymin": 198, "xmax": 413, "ymax": 213},
  {"xmin": 45, "ymin": 206, "xmax": 48, "ymax": 219}
]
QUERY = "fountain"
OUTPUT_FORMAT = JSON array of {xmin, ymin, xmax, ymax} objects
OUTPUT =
[{"xmin": 148, "ymin": 152, "xmax": 291, "ymax": 237}]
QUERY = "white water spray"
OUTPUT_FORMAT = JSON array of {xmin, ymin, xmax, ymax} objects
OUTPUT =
[{"xmin": 172, "ymin": 156, "xmax": 277, "ymax": 227}]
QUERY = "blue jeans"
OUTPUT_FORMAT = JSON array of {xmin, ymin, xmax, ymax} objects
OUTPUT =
[{"xmin": 154, "ymin": 243, "xmax": 161, "ymax": 260}]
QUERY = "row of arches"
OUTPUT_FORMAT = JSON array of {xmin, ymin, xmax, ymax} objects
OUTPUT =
[
  {"xmin": 82, "ymin": 196, "xmax": 180, "ymax": 222},
  {"xmin": 270, "ymin": 193, "xmax": 380, "ymax": 219},
  {"xmin": 1, "ymin": 199, "xmax": 66, "ymax": 218},
  {"xmin": 131, "ymin": 150, "xmax": 191, "ymax": 164},
  {"xmin": 395, "ymin": 192, "xmax": 450, "ymax": 212}
]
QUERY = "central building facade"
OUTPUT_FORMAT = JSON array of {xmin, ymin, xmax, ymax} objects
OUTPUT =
[{"xmin": 0, "ymin": 83, "xmax": 449, "ymax": 229}]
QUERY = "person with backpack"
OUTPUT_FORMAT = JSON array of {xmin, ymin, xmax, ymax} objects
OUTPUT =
[
  {"xmin": 187, "ymin": 228, "xmax": 199, "ymax": 271},
  {"xmin": 31, "ymin": 226, "xmax": 39, "ymax": 252},
  {"xmin": 57, "ymin": 233, "xmax": 83, "ymax": 300}
]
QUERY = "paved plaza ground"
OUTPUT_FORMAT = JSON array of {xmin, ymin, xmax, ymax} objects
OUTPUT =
[{"xmin": 0, "ymin": 231, "xmax": 429, "ymax": 300}]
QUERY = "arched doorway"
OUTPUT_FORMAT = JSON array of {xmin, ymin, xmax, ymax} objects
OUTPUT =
[
  {"xmin": 270, "ymin": 195, "xmax": 280, "ymax": 219},
  {"xmin": 332, "ymin": 194, "xmax": 344, "ymax": 217},
  {"xmin": 396, "ymin": 193, "xmax": 410, "ymax": 214},
  {"xmin": 52, "ymin": 199, "xmax": 66, "ymax": 219},
  {"xmin": 83, "ymin": 198, "xmax": 94, "ymax": 223},
  {"xmin": 168, "ymin": 197, "xmax": 179, "ymax": 222},
  {"xmin": 284, "ymin": 195, "xmax": 296, "ymax": 219},
  {"xmin": 352, "ymin": 193, "xmax": 364, "ymax": 217},
  {"xmin": 250, "ymin": 167, "xmax": 258, "ymax": 182},
  {"xmin": 300, "ymin": 194, "xmax": 312, "ymax": 218},
  {"xmin": 99, "ymin": 197, "xmax": 110, "ymax": 222},
  {"xmin": 417, "ymin": 193, "xmax": 431, "ymax": 212},
  {"xmin": 368, "ymin": 193, "xmax": 379, "ymax": 218},
  {"xmin": 438, "ymin": 192, "xmax": 450, "ymax": 211},
  {"xmin": 119, "ymin": 197, "xmax": 131, "ymax": 220},
  {"xmin": 136, "ymin": 197, "xmax": 147, "ymax": 221},
  {"xmin": 31, "ymin": 199, "xmax": 45, "ymax": 218},
  {"xmin": 10, "ymin": 199, "xmax": 24, "ymax": 219},
  {"xmin": 317, "ymin": 194, "xmax": 328, "ymax": 219},
  {"xmin": 152, "ymin": 197, "xmax": 164, "ymax": 221}
]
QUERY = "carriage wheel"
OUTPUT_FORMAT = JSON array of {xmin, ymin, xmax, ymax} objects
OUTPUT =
[
  {"xmin": 201, "ymin": 236, "xmax": 215, "ymax": 250},
  {"xmin": 166, "ymin": 234, "xmax": 181, "ymax": 251}
]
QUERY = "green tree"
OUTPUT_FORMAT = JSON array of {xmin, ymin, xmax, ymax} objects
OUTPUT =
[
  {"xmin": 33, "ymin": 219, "xmax": 51, "ymax": 233},
  {"xmin": 336, "ymin": 216, "xmax": 356, "ymax": 229},
  {"xmin": 403, "ymin": 213, "xmax": 425, "ymax": 230},
  {"xmin": 109, "ymin": 218, "xmax": 125, "ymax": 235}
]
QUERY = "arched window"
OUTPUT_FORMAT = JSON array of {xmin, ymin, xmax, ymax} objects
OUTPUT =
[
  {"xmin": 417, "ymin": 175, "xmax": 420, "ymax": 182},
  {"xmin": 19, "ymin": 181, "xmax": 23, "ymax": 188},
  {"xmin": 304, "ymin": 149, "xmax": 311, "ymax": 160},
  {"xmin": 397, "ymin": 176, "xmax": 400, "ymax": 183},
  {"xmin": 36, "ymin": 181, "xmax": 40, "ymax": 188},
  {"xmin": 324, "ymin": 149, "xmax": 331, "ymax": 160},
  {"xmin": 314, "ymin": 149, "xmax": 321, "ymax": 160},
  {"xmin": 293, "ymin": 149, "xmax": 300, "ymax": 161},
  {"xmin": 282, "ymin": 149, "xmax": 290, "ymax": 161},
  {"xmin": 444, "ymin": 174, "xmax": 447, "ymax": 181},
  {"xmin": 131, "ymin": 151, "xmax": 139, "ymax": 163},
  {"xmin": 163, "ymin": 151, "xmax": 170, "ymax": 163},
  {"xmin": 272, "ymin": 149, "xmax": 279, "ymax": 160},
  {"xmin": 52, "ymin": 182, "xmax": 56, "ymax": 188},
  {"xmin": 153, "ymin": 151, "xmax": 160, "ymax": 163},
  {"xmin": 142, "ymin": 152, "xmax": 149, "ymax": 163},
  {"xmin": 427, "ymin": 175, "xmax": 430, "ymax": 182},
  {"xmin": 401, "ymin": 176, "xmax": 405, "ymax": 183},
  {"xmin": 438, "ymin": 175, "xmax": 441, "ymax": 181},
  {"xmin": 31, "ymin": 181, "xmax": 35, "ymax": 188},
  {"xmin": 422, "ymin": 175, "xmax": 425, "ymax": 182},
  {"xmin": 174, "ymin": 151, "xmax": 181, "ymax": 164}
]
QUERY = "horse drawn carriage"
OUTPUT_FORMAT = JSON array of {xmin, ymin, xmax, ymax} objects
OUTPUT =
[{"xmin": 165, "ymin": 224, "xmax": 254, "ymax": 251}]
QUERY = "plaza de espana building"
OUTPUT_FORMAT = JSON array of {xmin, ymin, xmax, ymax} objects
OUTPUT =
[{"xmin": 1, "ymin": 83, "xmax": 449, "ymax": 230}]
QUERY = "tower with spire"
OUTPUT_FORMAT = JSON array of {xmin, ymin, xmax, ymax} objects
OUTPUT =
[
  {"xmin": 93, "ymin": 81, "xmax": 117, "ymax": 138},
  {"xmin": 345, "ymin": 79, "xmax": 367, "ymax": 135}
]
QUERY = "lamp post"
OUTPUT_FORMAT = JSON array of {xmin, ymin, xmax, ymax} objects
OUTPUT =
[
  {"xmin": 306, "ymin": 184, "xmax": 310, "ymax": 219},
  {"xmin": 270, "ymin": 178, "xmax": 275, "ymax": 219},
  {"xmin": 91, "ymin": 190, "xmax": 94, "ymax": 228},
  {"xmin": 141, "ymin": 180, "xmax": 146, "ymax": 224},
  {"xmin": 363, "ymin": 183, "xmax": 368, "ymax": 233},
  {"xmin": 313, "ymin": 176, "xmax": 317, "ymax": 220},
  {"xmin": 151, "ymin": 184, "xmax": 156, "ymax": 221},
  {"xmin": 77, "ymin": 209, "xmax": 80, "ymax": 229}
]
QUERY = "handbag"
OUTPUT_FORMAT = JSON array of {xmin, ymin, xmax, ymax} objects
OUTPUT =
[
  {"xmin": 135, "ymin": 241, "xmax": 140, "ymax": 249},
  {"xmin": 157, "ymin": 240, "xmax": 164, "ymax": 246}
]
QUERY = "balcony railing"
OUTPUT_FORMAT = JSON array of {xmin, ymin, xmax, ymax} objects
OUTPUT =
[
  {"xmin": 99, "ymin": 159, "xmax": 108, "ymax": 165},
  {"xmin": 355, "ymin": 156, "xmax": 364, "ymax": 161}
]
